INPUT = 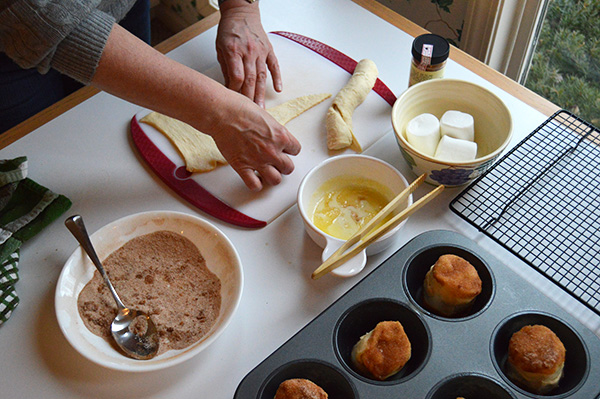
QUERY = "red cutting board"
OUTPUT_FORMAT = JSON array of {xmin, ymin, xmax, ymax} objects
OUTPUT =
[{"xmin": 134, "ymin": 33, "xmax": 395, "ymax": 224}]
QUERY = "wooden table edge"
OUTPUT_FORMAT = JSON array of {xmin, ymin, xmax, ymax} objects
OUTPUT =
[{"xmin": 0, "ymin": 1, "xmax": 559, "ymax": 150}]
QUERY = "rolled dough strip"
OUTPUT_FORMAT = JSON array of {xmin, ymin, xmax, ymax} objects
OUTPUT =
[
  {"xmin": 326, "ymin": 59, "xmax": 378, "ymax": 152},
  {"xmin": 140, "ymin": 92, "xmax": 331, "ymax": 173}
]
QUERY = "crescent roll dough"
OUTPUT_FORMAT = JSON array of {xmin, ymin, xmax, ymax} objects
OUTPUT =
[
  {"xmin": 268, "ymin": 93, "xmax": 331, "ymax": 125},
  {"xmin": 140, "ymin": 93, "xmax": 331, "ymax": 173},
  {"xmin": 326, "ymin": 59, "xmax": 378, "ymax": 152}
]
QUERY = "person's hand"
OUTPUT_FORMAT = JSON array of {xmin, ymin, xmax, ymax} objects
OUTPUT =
[
  {"xmin": 208, "ymin": 93, "xmax": 301, "ymax": 191},
  {"xmin": 216, "ymin": 0, "xmax": 281, "ymax": 108}
]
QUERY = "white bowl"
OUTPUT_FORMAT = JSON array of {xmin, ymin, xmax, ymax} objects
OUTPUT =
[
  {"xmin": 55, "ymin": 210, "xmax": 243, "ymax": 372},
  {"xmin": 297, "ymin": 155, "xmax": 412, "ymax": 277},
  {"xmin": 392, "ymin": 79, "xmax": 513, "ymax": 186}
]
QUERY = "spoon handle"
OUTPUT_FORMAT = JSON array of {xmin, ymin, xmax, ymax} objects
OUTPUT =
[{"xmin": 65, "ymin": 215, "xmax": 126, "ymax": 310}]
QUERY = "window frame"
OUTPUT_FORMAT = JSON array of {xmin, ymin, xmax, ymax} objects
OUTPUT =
[{"xmin": 461, "ymin": 0, "xmax": 549, "ymax": 83}]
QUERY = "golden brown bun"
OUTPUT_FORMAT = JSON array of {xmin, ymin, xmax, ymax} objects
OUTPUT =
[
  {"xmin": 423, "ymin": 254, "xmax": 482, "ymax": 316},
  {"xmin": 351, "ymin": 321, "xmax": 411, "ymax": 380},
  {"xmin": 507, "ymin": 325, "xmax": 566, "ymax": 394},
  {"xmin": 274, "ymin": 379, "xmax": 328, "ymax": 399}
]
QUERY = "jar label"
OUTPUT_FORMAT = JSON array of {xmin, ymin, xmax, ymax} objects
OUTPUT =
[
  {"xmin": 417, "ymin": 44, "xmax": 434, "ymax": 71},
  {"xmin": 409, "ymin": 62, "xmax": 444, "ymax": 86}
]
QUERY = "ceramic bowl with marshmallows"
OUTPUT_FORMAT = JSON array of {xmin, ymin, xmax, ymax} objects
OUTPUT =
[{"xmin": 392, "ymin": 79, "xmax": 513, "ymax": 186}]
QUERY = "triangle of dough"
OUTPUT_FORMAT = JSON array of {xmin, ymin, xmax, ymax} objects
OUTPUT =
[
  {"xmin": 267, "ymin": 93, "xmax": 331, "ymax": 125},
  {"xmin": 140, "ymin": 112, "xmax": 227, "ymax": 173}
]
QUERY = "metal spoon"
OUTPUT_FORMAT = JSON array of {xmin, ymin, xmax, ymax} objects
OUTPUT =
[{"xmin": 65, "ymin": 215, "xmax": 159, "ymax": 360}]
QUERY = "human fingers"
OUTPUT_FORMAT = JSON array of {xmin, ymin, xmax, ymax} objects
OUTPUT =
[
  {"xmin": 216, "ymin": 49, "xmax": 230, "ymax": 87},
  {"xmin": 257, "ymin": 164, "xmax": 283, "ymax": 187},
  {"xmin": 240, "ymin": 55, "xmax": 258, "ymax": 106},
  {"xmin": 274, "ymin": 153, "xmax": 295, "ymax": 176},
  {"xmin": 266, "ymin": 51, "xmax": 282, "ymax": 92},
  {"xmin": 251, "ymin": 57, "xmax": 268, "ymax": 107},
  {"xmin": 283, "ymin": 131, "xmax": 301, "ymax": 156},
  {"xmin": 222, "ymin": 50, "xmax": 245, "ymax": 93},
  {"xmin": 232, "ymin": 138, "xmax": 296, "ymax": 190},
  {"xmin": 238, "ymin": 167, "xmax": 263, "ymax": 192}
]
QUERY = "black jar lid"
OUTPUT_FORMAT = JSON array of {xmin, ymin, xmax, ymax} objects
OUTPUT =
[{"xmin": 412, "ymin": 34, "xmax": 450, "ymax": 64}]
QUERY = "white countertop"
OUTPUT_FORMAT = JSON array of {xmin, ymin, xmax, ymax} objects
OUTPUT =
[{"xmin": 1, "ymin": 1, "xmax": 599, "ymax": 398}]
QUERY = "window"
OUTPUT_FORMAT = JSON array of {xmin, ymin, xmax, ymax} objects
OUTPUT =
[
  {"xmin": 462, "ymin": 0, "xmax": 598, "ymax": 125},
  {"xmin": 461, "ymin": 0, "xmax": 547, "ymax": 82},
  {"xmin": 524, "ymin": 0, "xmax": 599, "ymax": 125}
]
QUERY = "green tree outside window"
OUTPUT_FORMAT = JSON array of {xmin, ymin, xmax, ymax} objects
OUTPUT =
[{"xmin": 526, "ymin": 0, "xmax": 599, "ymax": 125}]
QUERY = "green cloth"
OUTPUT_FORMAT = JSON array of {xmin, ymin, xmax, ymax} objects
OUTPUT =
[{"xmin": 0, "ymin": 157, "xmax": 72, "ymax": 325}]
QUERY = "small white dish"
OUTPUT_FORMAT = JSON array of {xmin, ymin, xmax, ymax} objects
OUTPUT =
[
  {"xmin": 55, "ymin": 210, "xmax": 243, "ymax": 372},
  {"xmin": 297, "ymin": 155, "xmax": 412, "ymax": 277}
]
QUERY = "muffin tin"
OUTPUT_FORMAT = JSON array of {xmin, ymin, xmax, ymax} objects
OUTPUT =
[{"xmin": 234, "ymin": 230, "xmax": 600, "ymax": 398}]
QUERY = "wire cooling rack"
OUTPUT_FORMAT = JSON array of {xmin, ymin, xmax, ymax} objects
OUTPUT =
[{"xmin": 450, "ymin": 110, "xmax": 600, "ymax": 316}]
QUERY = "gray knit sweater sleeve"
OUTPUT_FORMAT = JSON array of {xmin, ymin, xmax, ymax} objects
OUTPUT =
[{"xmin": 0, "ymin": 1, "xmax": 131, "ymax": 84}]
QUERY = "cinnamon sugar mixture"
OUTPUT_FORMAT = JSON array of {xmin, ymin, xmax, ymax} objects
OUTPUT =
[{"xmin": 78, "ymin": 230, "xmax": 221, "ymax": 354}]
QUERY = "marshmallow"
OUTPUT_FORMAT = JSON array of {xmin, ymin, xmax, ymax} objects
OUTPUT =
[
  {"xmin": 406, "ymin": 113, "xmax": 441, "ymax": 156},
  {"xmin": 440, "ymin": 110, "xmax": 475, "ymax": 142},
  {"xmin": 434, "ymin": 135, "xmax": 478, "ymax": 162}
]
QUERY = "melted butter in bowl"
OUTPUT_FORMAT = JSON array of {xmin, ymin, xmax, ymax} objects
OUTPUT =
[
  {"xmin": 298, "ymin": 155, "xmax": 412, "ymax": 278},
  {"xmin": 311, "ymin": 176, "xmax": 395, "ymax": 240}
]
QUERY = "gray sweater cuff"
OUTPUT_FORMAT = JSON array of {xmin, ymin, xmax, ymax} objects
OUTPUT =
[{"xmin": 52, "ymin": 10, "xmax": 115, "ymax": 85}]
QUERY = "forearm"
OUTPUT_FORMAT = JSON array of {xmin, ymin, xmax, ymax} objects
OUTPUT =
[{"xmin": 91, "ymin": 23, "xmax": 238, "ymax": 134}]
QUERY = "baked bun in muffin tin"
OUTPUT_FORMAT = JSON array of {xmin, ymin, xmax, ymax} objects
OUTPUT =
[
  {"xmin": 506, "ymin": 325, "xmax": 566, "ymax": 394},
  {"xmin": 423, "ymin": 254, "xmax": 482, "ymax": 317},
  {"xmin": 351, "ymin": 321, "xmax": 411, "ymax": 380},
  {"xmin": 274, "ymin": 378, "xmax": 328, "ymax": 399}
]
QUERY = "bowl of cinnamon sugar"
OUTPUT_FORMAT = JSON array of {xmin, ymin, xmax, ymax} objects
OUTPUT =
[{"xmin": 56, "ymin": 210, "xmax": 243, "ymax": 372}]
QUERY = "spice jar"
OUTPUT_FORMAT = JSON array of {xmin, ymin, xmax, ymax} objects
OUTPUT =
[{"xmin": 408, "ymin": 33, "xmax": 450, "ymax": 87}]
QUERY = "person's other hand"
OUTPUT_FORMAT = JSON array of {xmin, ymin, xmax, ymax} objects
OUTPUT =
[
  {"xmin": 216, "ymin": 0, "xmax": 281, "ymax": 108},
  {"xmin": 209, "ymin": 94, "xmax": 300, "ymax": 191}
]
